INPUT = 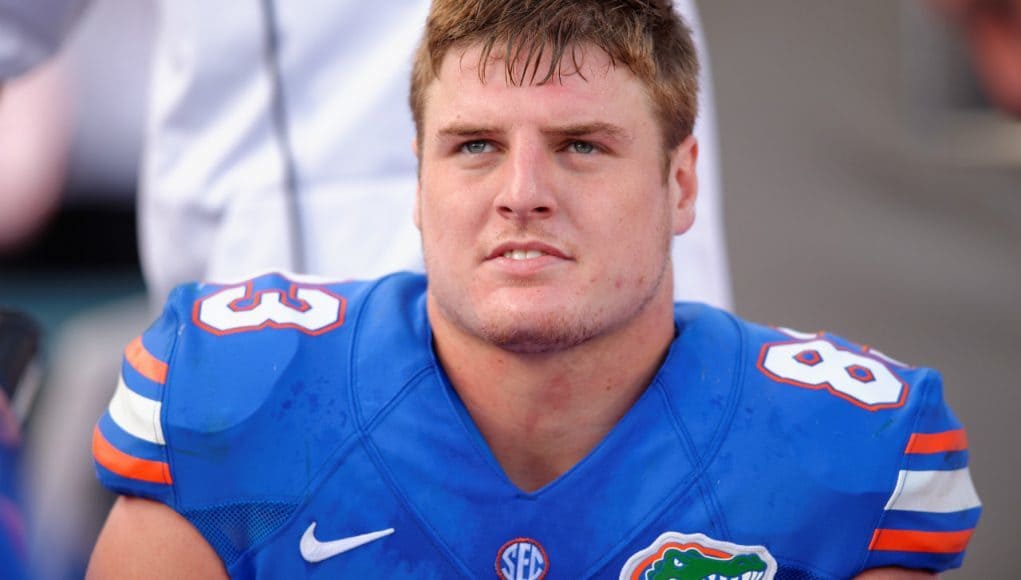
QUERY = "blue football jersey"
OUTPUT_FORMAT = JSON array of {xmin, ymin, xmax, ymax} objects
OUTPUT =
[
  {"xmin": 93, "ymin": 272, "xmax": 981, "ymax": 579},
  {"xmin": 0, "ymin": 395, "xmax": 28, "ymax": 580}
]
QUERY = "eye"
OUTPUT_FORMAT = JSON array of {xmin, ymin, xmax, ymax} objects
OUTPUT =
[
  {"xmin": 569, "ymin": 141, "xmax": 596, "ymax": 154},
  {"xmin": 460, "ymin": 140, "xmax": 493, "ymax": 154}
]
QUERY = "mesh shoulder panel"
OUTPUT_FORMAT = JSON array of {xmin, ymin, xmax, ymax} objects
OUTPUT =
[
  {"xmin": 777, "ymin": 566, "xmax": 829, "ymax": 580},
  {"xmin": 183, "ymin": 502, "xmax": 297, "ymax": 567}
]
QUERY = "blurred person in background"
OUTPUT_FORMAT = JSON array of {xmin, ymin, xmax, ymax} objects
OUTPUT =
[
  {"xmin": 0, "ymin": 387, "xmax": 28, "ymax": 580},
  {"xmin": 928, "ymin": 0, "xmax": 1021, "ymax": 117},
  {"xmin": 0, "ymin": 9, "xmax": 74, "ymax": 577},
  {"xmin": 0, "ymin": 308, "xmax": 42, "ymax": 580},
  {"xmin": 3, "ymin": 3, "xmax": 145, "ymax": 578}
]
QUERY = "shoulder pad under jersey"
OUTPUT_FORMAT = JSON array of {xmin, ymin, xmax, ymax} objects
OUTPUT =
[
  {"xmin": 736, "ymin": 317, "xmax": 980, "ymax": 573},
  {"xmin": 92, "ymin": 271, "xmax": 430, "ymax": 528}
]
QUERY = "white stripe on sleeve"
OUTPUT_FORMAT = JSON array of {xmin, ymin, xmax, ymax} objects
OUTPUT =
[
  {"xmin": 884, "ymin": 468, "xmax": 982, "ymax": 513},
  {"xmin": 108, "ymin": 375, "xmax": 165, "ymax": 445}
]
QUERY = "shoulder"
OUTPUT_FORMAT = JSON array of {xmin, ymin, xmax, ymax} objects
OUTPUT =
[
  {"xmin": 671, "ymin": 303, "xmax": 946, "ymax": 415},
  {"xmin": 713, "ymin": 304, "xmax": 972, "ymax": 482},
  {"xmin": 670, "ymin": 304, "xmax": 981, "ymax": 573},
  {"xmin": 734, "ymin": 315, "xmax": 967, "ymax": 467},
  {"xmin": 748, "ymin": 320, "xmax": 918, "ymax": 411},
  {"xmin": 92, "ymin": 271, "xmax": 431, "ymax": 569},
  {"xmin": 93, "ymin": 271, "xmax": 428, "ymax": 502}
]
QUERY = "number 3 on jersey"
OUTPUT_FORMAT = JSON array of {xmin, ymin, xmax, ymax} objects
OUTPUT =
[
  {"xmin": 194, "ymin": 281, "xmax": 346, "ymax": 335},
  {"xmin": 757, "ymin": 335, "xmax": 908, "ymax": 410}
]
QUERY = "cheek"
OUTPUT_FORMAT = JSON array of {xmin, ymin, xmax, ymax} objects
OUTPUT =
[
  {"xmin": 595, "ymin": 194, "xmax": 673, "ymax": 284},
  {"xmin": 604, "ymin": 182, "xmax": 672, "ymax": 246},
  {"xmin": 419, "ymin": 188, "xmax": 481, "ymax": 254}
]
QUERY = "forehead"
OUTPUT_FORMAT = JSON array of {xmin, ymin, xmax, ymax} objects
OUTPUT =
[{"xmin": 421, "ymin": 42, "xmax": 657, "ymax": 133}]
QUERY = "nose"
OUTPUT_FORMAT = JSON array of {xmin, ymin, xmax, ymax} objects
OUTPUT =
[{"xmin": 494, "ymin": 139, "xmax": 556, "ymax": 221}]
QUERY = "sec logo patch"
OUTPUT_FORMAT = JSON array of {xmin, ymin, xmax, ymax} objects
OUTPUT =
[
  {"xmin": 620, "ymin": 531, "xmax": 776, "ymax": 580},
  {"xmin": 496, "ymin": 537, "xmax": 548, "ymax": 580}
]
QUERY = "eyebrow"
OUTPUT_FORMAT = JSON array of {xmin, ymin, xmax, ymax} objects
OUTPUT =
[
  {"xmin": 437, "ymin": 124, "xmax": 499, "ymax": 139},
  {"xmin": 542, "ymin": 122, "xmax": 631, "ymax": 142},
  {"xmin": 436, "ymin": 122, "xmax": 632, "ymax": 142}
]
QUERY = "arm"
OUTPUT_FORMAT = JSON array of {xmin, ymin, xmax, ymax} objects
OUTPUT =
[
  {"xmin": 87, "ymin": 496, "xmax": 228, "ymax": 580},
  {"xmin": 0, "ymin": 58, "xmax": 71, "ymax": 252}
]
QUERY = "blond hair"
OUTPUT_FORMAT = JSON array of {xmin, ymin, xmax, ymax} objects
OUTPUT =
[{"xmin": 410, "ymin": 0, "xmax": 699, "ymax": 151}]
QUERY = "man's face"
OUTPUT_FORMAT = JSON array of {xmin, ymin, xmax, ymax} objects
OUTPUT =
[{"xmin": 415, "ymin": 43, "xmax": 697, "ymax": 353}]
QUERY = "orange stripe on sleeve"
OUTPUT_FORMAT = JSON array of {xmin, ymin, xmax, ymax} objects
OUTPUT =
[
  {"xmin": 869, "ymin": 528, "xmax": 973, "ymax": 554},
  {"xmin": 905, "ymin": 429, "xmax": 968, "ymax": 454},
  {"xmin": 92, "ymin": 426, "xmax": 172, "ymax": 485},
  {"xmin": 125, "ymin": 336, "xmax": 168, "ymax": 384}
]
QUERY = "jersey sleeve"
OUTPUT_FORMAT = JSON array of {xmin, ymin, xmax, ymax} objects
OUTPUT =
[
  {"xmin": 862, "ymin": 369, "xmax": 982, "ymax": 572},
  {"xmin": 91, "ymin": 293, "xmax": 180, "ymax": 507}
]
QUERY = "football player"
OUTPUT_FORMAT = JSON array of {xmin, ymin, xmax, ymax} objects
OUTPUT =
[{"xmin": 88, "ymin": 1, "xmax": 980, "ymax": 578}]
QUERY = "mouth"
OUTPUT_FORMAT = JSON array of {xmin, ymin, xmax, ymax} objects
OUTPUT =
[
  {"xmin": 487, "ymin": 242, "xmax": 570, "ymax": 262},
  {"xmin": 503, "ymin": 249, "xmax": 548, "ymax": 260}
]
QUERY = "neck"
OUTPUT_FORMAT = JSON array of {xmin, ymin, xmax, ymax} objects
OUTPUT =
[{"xmin": 428, "ymin": 288, "xmax": 676, "ymax": 492}]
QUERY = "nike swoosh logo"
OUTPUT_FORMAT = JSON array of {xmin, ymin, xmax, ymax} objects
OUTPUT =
[{"xmin": 299, "ymin": 522, "xmax": 395, "ymax": 563}]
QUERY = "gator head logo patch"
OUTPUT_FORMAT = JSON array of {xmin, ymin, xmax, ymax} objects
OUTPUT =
[{"xmin": 620, "ymin": 532, "xmax": 776, "ymax": 580}]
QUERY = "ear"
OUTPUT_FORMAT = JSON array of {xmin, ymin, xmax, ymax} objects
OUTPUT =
[
  {"xmin": 667, "ymin": 135, "xmax": 698, "ymax": 236},
  {"xmin": 413, "ymin": 183, "xmax": 423, "ymax": 231},
  {"xmin": 412, "ymin": 137, "xmax": 423, "ymax": 231}
]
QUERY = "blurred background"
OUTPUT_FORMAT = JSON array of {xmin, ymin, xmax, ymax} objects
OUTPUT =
[
  {"xmin": 701, "ymin": 1, "xmax": 1019, "ymax": 577},
  {"xmin": 0, "ymin": 0, "xmax": 1017, "ymax": 577}
]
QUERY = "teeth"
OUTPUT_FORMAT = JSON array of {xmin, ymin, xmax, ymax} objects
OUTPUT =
[{"xmin": 503, "ymin": 250, "xmax": 546, "ymax": 260}]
